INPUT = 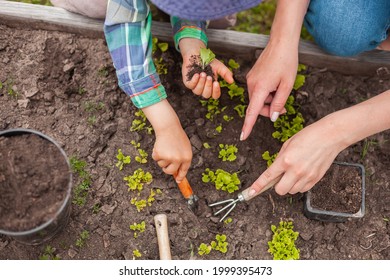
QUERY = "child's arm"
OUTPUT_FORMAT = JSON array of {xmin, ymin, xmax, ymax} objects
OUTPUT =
[
  {"xmin": 171, "ymin": 17, "xmax": 234, "ymax": 99},
  {"xmin": 104, "ymin": 1, "xmax": 192, "ymax": 182},
  {"xmin": 142, "ymin": 100, "xmax": 192, "ymax": 183}
]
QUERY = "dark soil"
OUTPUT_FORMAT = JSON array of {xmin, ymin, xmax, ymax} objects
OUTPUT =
[
  {"xmin": 0, "ymin": 133, "xmax": 70, "ymax": 232},
  {"xmin": 186, "ymin": 54, "xmax": 214, "ymax": 81},
  {"xmin": 0, "ymin": 24, "xmax": 389, "ymax": 260},
  {"xmin": 310, "ymin": 163, "xmax": 362, "ymax": 213}
]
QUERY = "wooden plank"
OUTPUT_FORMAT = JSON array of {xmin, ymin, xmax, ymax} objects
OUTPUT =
[{"xmin": 1, "ymin": 1, "xmax": 389, "ymax": 75}]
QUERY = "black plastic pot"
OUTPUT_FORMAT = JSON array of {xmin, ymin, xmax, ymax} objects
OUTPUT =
[
  {"xmin": 0, "ymin": 128, "xmax": 72, "ymax": 245},
  {"xmin": 304, "ymin": 161, "xmax": 365, "ymax": 223}
]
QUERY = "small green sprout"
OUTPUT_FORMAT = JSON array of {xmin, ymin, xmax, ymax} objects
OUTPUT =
[
  {"xmin": 70, "ymin": 156, "xmax": 91, "ymax": 207},
  {"xmin": 293, "ymin": 64, "xmax": 307, "ymax": 90},
  {"xmin": 199, "ymin": 48, "xmax": 216, "ymax": 69},
  {"xmin": 124, "ymin": 168, "xmax": 153, "ymax": 192},
  {"xmin": 224, "ymin": 217, "xmax": 233, "ymax": 224},
  {"xmin": 223, "ymin": 115, "xmax": 234, "ymax": 122},
  {"xmin": 133, "ymin": 249, "xmax": 142, "ymax": 259},
  {"xmin": 215, "ymin": 124, "xmax": 223, "ymax": 133},
  {"xmin": 203, "ymin": 142, "xmax": 211, "ymax": 149},
  {"xmin": 130, "ymin": 197, "xmax": 147, "ymax": 212},
  {"xmin": 228, "ymin": 59, "xmax": 240, "ymax": 70},
  {"xmin": 198, "ymin": 243, "xmax": 212, "ymax": 256},
  {"xmin": 199, "ymin": 98, "xmax": 226, "ymax": 120},
  {"xmin": 227, "ymin": 83, "xmax": 245, "ymax": 102},
  {"xmin": 75, "ymin": 230, "xmax": 90, "ymax": 248},
  {"xmin": 129, "ymin": 221, "xmax": 146, "ymax": 238},
  {"xmin": 262, "ymin": 151, "xmax": 278, "ymax": 167},
  {"xmin": 202, "ymin": 168, "xmax": 240, "ymax": 193},
  {"xmin": 234, "ymin": 104, "xmax": 247, "ymax": 118},
  {"xmin": 92, "ymin": 203, "xmax": 101, "ymax": 214},
  {"xmin": 211, "ymin": 234, "xmax": 228, "ymax": 254},
  {"xmin": 39, "ymin": 245, "xmax": 60, "ymax": 260},
  {"xmin": 130, "ymin": 140, "xmax": 148, "ymax": 163},
  {"xmin": 268, "ymin": 221, "xmax": 300, "ymax": 260},
  {"xmin": 218, "ymin": 144, "xmax": 238, "ymax": 162},
  {"xmin": 116, "ymin": 149, "xmax": 131, "ymax": 170},
  {"xmin": 130, "ymin": 110, "xmax": 153, "ymax": 134}
]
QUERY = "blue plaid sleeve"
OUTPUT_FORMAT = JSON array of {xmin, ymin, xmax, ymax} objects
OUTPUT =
[
  {"xmin": 171, "ymin": 16, "xmax": 208, "ymax": 51},
  {"xmin": 104, "ymin": 0, "xmax": 167, "ymax": 108}
]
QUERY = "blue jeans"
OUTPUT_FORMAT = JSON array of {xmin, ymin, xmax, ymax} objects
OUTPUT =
[{"xmin": 304, "ymin": 0, "xmax": 390, "ymax": 57}]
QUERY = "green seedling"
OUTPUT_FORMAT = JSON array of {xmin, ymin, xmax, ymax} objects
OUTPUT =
[
  {"xmin": 268, "ymin": 221, "xmax": 300, "ymax": 260},
  {"xmin": 202, "ymin": 168, "xmax": 240, "ymax": 193},
  {"xmin": 272, "ymin": 95, "xmax": 304, "ymax": 142},
  {"xmin": 92, "ymin": 203, "xmax": 101, "ymax": 214},
  {"xmin": 130, "ymin": 110, "xmax": 153, "ymax": 134},
  {"xmin": 152, "ymin": 37, "xmax": 168, "ymax": 75},
  {"xmin": 124, "ymin": 168, "xmax": 153, "ymax": 192},
  {"xmin": 224, "ymin": 217, "xmax": 233, "ymax": 224},
  {"xmin": 130, "ymin": 197, "xmax": 147, "ymax": 212},
  {"xmin": 215, "ymin": 124, "xmax": 223, "ymax": 133},
  {"xmin": 97, "ymin": 66, "xmax": 109, "ymax": 77},
  {"xmin": 198, "ymin": 234, "xmax": 229, "ymax": 256},
  {"xmin": 75, "ymin": 230, "xmax": 90, "ymax": 248},
  {"xmin": 262, "ymin": 151, "xmax": 278, "ymax": 167},
  {"xmin": 203, "ymin": 142, "xmax": 211, "ymax": 149},
  {"xmin": 2, "ymin": 79, "xmax": 18, "ymax": 97},
  {"xmin": 198, "ymin": 243, "xmax": 212, "ymax": 256},
  {"xmin": 129, "ymin": 221, "xmax": 146, "ymax": 238},
  {"xmin": 218, "ymin": 144, "xmax": 238, "ymax": 162},
  {"xmin": 293, "ymin": 64, "xmax": 307, "ymax": 90},
  {"xmin": 133, "ymin": 249, "xmax": 142, "ymax": 259},
  {"xmin": 130, "ymin": 140, "xmax": 148, "ymax": 164},
  {"xmin": 199, "ymin": 48, "xmax": 216, "ymax": 70},
  {"xmin": 39, "ymin": 245, "xmax": 60, "ymax": 260},
  {"xmin": 115, "ymin": 149, "xmax": 131, "ymax": 170},
  {"xmin": 228, "ymin": 59, "xmax": 240, "ymax": 71},
  {"xmin": 223, "ymin": 115, "xmax": 234, "ymax": 122},
  {"xmin": 234, "ymin": 104, "xmax": 247, "ymax": 118},
  {"xmin": 227, "ymin": 83, "xmax": 245, "ymax": 102},
  {"xmin": 70, "ymin": 156, "xmax": 91, "ymax": 207},
  {"xmin": 199, "ymin": 98, "xmax": 226, "ymax": 121},
  {"xmin": 84, "ymin": 101, "xmax": 105, "ymax": 112}
]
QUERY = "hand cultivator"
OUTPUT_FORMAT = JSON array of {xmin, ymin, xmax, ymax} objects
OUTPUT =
[{"xmin": 209, "ymin": 176, "xmax": 282, "ymax": 222}]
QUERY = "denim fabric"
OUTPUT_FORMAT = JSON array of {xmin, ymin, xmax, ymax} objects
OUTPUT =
[{"xmin": 304, "ymin": 0, "xmax": 390, "ymax": 57}]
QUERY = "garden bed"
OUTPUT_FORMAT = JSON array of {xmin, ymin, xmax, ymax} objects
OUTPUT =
[{"xmin": 0, "ymin": 21, "xmax": 389, "ymax": 260}]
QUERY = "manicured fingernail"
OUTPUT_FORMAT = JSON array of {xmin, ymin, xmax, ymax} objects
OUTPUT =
[
  {"xmin": 271, "ymin": 112, "xmax": 279, "ymax": 122},
  {"xmin": 240, "ymin": 131, "xmax": 244, "ymax": 141}
]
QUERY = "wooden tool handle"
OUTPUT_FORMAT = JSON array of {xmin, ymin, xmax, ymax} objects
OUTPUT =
[
  {"xmin": 154, "ymin": 214, "xmax": 172, "ymax": 260},
  {"xmin": 240, "ymin": 175, "xmax": 282, "ymax": 201},
  {"xmin": 175, "ymin": 176, "xmax": 194, "ymax": 199}
]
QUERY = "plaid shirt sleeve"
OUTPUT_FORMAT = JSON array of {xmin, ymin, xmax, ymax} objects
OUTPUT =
[
  {"xmin": 104, "ymin": 0, "xmax": 167, "ymax": 109},
  {"xmin": 171, "ymin": 16, "xmax": 208, "ymax": 51}
]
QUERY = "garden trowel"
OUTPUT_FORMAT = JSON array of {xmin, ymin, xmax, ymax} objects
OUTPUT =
[{"xmin": 174, "ymin": 175, "xmax": 199, "ymax": 214}]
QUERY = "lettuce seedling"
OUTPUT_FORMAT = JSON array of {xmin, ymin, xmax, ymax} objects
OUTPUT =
[
  {"xmin": 227, "ymin": 83, "xmax": 245, "ymax": 102},
  {"xmin": 133, "ymin": 249, "xmax": 142, "ymax": 259},
  {"xmin": 129, "ymin": 221, "xmax": 146, "ymax": 238},
  {"xmin": 234, "ymin": 104, "xmax": 247, "ymax": 118},
  {"xmin": 130, "ymin": 140, "xmax": 148, "ymax": 164},
  {"xmin": 131, "ymin": 110, "xmax": 153, "ymax": 134},
  {"xmin": 198, "ymin": 243, "xmax": 212, "ymax": 256},
  {"xmin": 124, "ymin": 168, "xmax": 153, "ymax": 192},
  {"xmin": 228, "ymin": 59, "xmax": 240, "ymax": 70},
  {"xmin": 262, "ymin": 151, "xmax": 278, "ymax": 167},
  {"xmin": 116, "ymin": 149, "xmax": 131, "ymax": 170},
  {"xmin": 218, "ymin": 144, "xmax": 238, "ymax": 162},
  {"xmin": 199, "ymin": 48, "xmax": 216, "ymax": 70},
  {"xmin": 199, "ymin": 98, "xmax": 226, "ymax": 120},
  {"xmin": 268, "ymin": 221, "xmax": 300, "ymax": 260},
  {"xmin": 202, "ymin": 168, "xmax": 240, "ymax": 193},
  {"xmin": 211, "ymin": 234, "xmax": 229, "ymax": 254},
  {"xmin": 130, "ymin": 197, "xmax": 147, "ymax": 212}
]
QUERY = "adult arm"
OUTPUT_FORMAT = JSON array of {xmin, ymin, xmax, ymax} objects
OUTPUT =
[
  {"xmin": 249, "ymin": 89, "xmax": 390, "ymax": 196},
  {"xmin": 241, "ymin": 0, "xmax": 310, "ymax": 141}
]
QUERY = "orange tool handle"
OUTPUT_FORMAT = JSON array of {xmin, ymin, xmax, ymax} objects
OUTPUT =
[{"xmin": 174, "ymin": 176, "xmax": 194, "ymax": 199}]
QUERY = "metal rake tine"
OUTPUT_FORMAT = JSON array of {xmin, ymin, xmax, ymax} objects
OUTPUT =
[
  {"xmin": 208, "ymin": 198, "xmax": 235, "ymax": 207},
  {"xmin": 218, "ymin": 201, "xmax": 238, "ymax": 222}
]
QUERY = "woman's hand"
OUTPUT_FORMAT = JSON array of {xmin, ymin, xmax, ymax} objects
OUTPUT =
[{"xmin": 179, "ymin": 38, "xmax": 234, "ymax": 99}]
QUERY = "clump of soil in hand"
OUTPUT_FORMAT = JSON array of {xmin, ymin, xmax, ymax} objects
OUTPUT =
[
  {"xmin": 186, "ymin": 54, "xmax": 215, "ymax": 82},
  {"xmin": 310, "ymin": 164, "xmax": 362, "ymax": 213},
  {"xmin": 0, "ymin": 134, "xmax": 70, "ymax": 232}
]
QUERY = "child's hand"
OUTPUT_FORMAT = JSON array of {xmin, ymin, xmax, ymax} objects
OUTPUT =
[
  {"xmin": 179, "ymin": 38, "xmax": 234, "ymax": 99},
  {"xmin": 142, "ymin": 100, "xmax": 192, "ymax": 183}
]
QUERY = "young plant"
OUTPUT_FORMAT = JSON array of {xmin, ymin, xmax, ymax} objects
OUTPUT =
[
  {"xmin": 268, "ymin": 220, "xmax": 300, "ymax": 260},
  {"xmin": 227, "ymin": 83, "xmax": 245, "ymax": 102},
  {"xmin": 215, "ymin": 124, "xmax": 223, "ymax": 134},
  {"xmin": 202, "ymin": 168, "xmax": 240, "ymax": 193},
  {"xmin": 70, "ymin": 156, "xmax": 91, "ymax": 207},
  {"xmin": 228, "ymin": 58, "xmax": 240, "ymax": 71},
  {"xmin": 203, "ymin": 142, "xmax": 211, "ymax": 149},
  {"xmin": 262, "ymin": 151, "xmax": 278, "ymax": 167},
  {"xmin": 130, "ymin": 197, "xmax": 147, "ymax": 212},
  {"xmin": 130, "ymin": 110, "xmax": 153, "ymax": 134},
  {"xmin": 130, "ymin": 140, "xmax": 148, "ymax": 164},
  {"xmin": 39, "ymin": 245, "xmax": 60, "ymax": 260},
  {"xmin": 293, "ymin": 64, "xmax": 307, "ymax": 90},
  {"xmin": 234, "ymin": 104, "xmax": 247, "ymax": 118},
  {"xmin": 129, "ymin": 221, "xmax": 146, "ymax": 238},
  {"xmin": 198, "ymin": 243, "xmax": 212, "ymax": 256},
  {"xmin": 223, "ymin": 115, "xmax": 234, "ymax": 122},
  {"xmin": 152, "ymin": 37, "xmax": 169, "ymax": 75},
  {"xmin": 116, "ymin": 149, "xmax": 131, "ymax": 170},
  {"xmin": 218, "ymin": 144, "xmax": 238, "ymax": 162},
  {"xmin": 199, "ymin": 98, "xmax": 226, "ymax": 121},
  {"xmin": 75, "ymin": 230, "xmax": 90, "ymax": 248},
  {"xmin": 133, "ymin": 249, "xmax": 142, "ymax": 259},
  {"xmin": 211, "ymin": 234, "xmax": 229, "ymax": 254},
  {"xmin": 124, "ymin": 168, "xmax": 153, "ymax": 192},
  {"xmin": 199, "ymin": 48, "xmax": 216, "ymax": 70},
  {"xmin": 272, "ymin": 95, "xmax": 304, "ymax": 142}
]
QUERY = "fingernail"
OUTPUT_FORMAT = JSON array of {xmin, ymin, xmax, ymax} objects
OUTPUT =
[
  {"xmin": 249, "ymin": 188, "xmax": 256, "ymax": 197},
  {"xmin": 240, "ymin": 131, "xmax": 244, "ymax": 141},
  {"xmin": 271, "ymin": 112, "xmax": 279, "ymax": 122}
]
